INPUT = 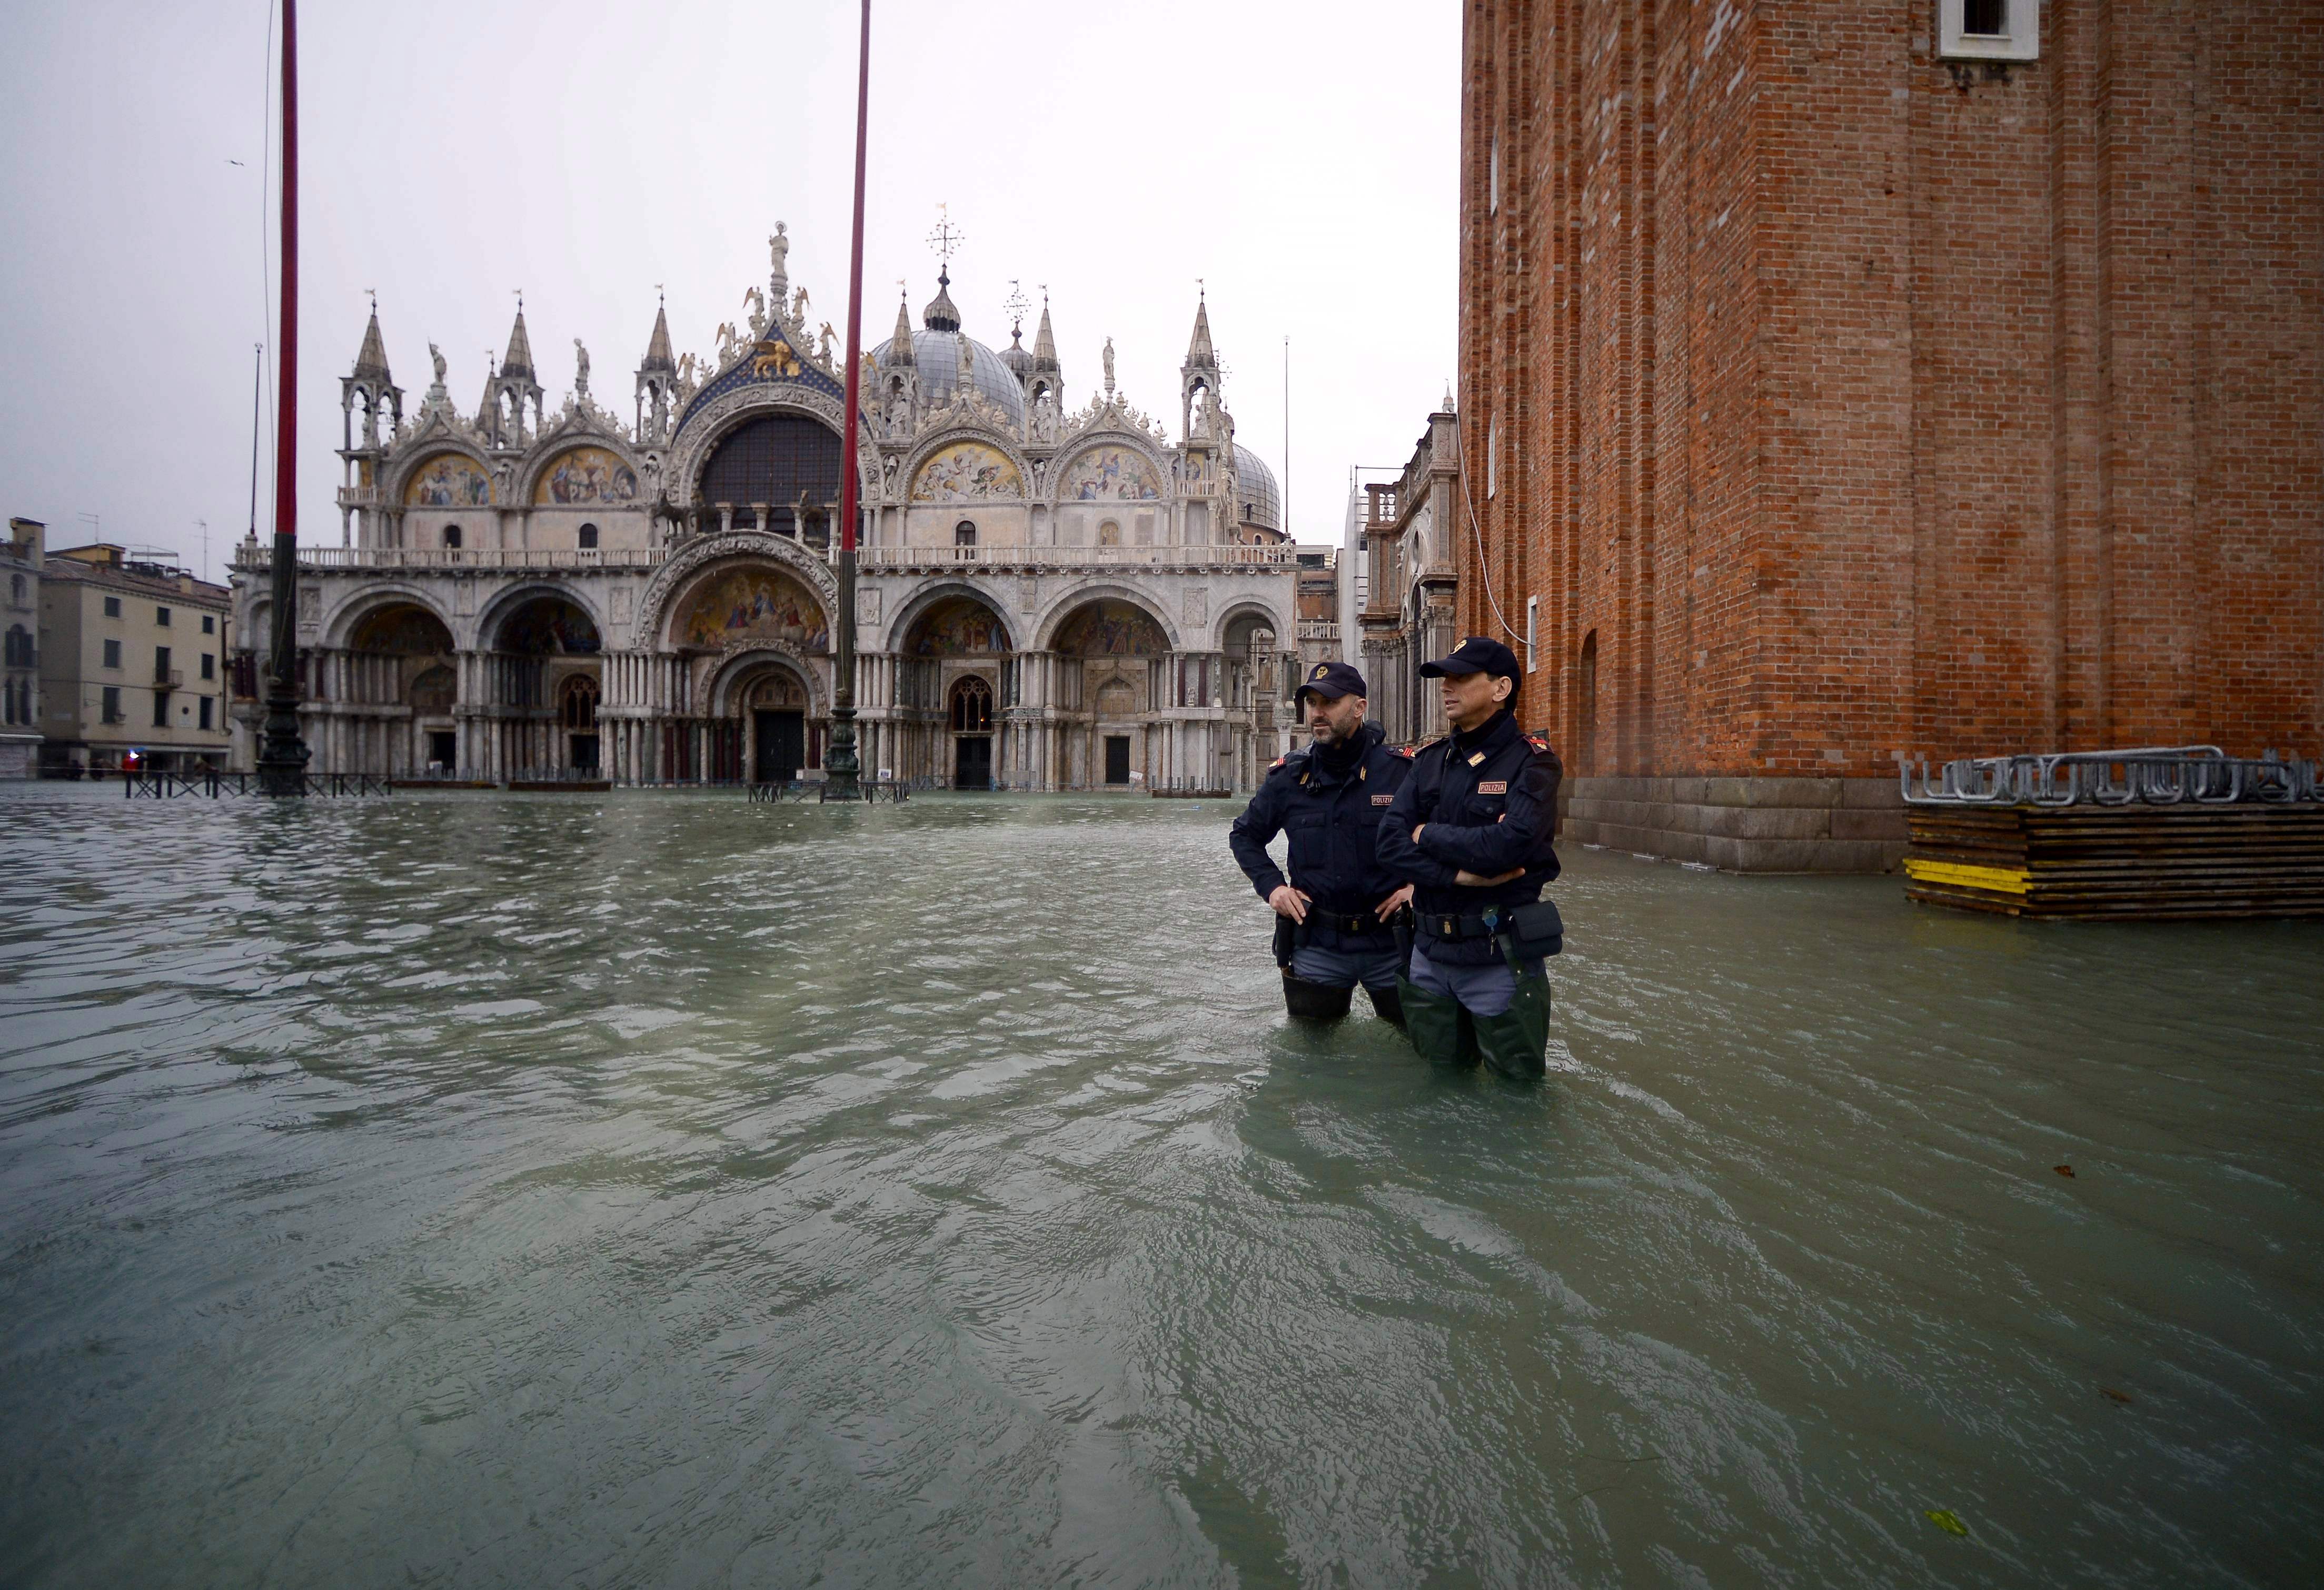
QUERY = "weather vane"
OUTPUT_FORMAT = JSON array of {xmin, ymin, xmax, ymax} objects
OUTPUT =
[
  {"xmin": 926, "ymin": 203, "xmax": 964, "ymax": 266},
  {"xmin": 1003, "ymin": 279, "xmax": 1030, "ymax": 330}
]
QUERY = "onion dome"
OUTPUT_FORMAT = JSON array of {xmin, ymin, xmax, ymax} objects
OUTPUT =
[
  {"xmin": 922, "ymin": 266, "xmax": 962, "ymax": 333},
  {"xmin": 867, "ymin": 331, "xmax": 1026, "ymax": 424},
  {"xmin": 1000, "ymin": 321, "xmax": 1033, "ymax": 379},
  {"xmin": 1232, "ymin": 443, "xmax": 1280, "ymax": 533}
]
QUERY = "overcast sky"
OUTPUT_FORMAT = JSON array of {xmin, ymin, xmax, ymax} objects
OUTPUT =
[{"xmin": 0, "ymin": 1, "xmax": 1457, "ymax": 582}]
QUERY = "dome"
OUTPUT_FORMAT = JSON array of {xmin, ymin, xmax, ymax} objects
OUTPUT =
[
  {"xmin": 1232, "ymin": 443, "xmax": 1280, "ymax": 533},
  {"xmin": 869, "ymin": 329, "xmax": 1027, "ymax": 425}
]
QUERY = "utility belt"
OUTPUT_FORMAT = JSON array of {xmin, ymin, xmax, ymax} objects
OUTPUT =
[
  {"xmin": 1274, "ymin": 905, "xmax": 1405, "ymax": 967},
  {"xmin": 1416, "ymin": 899, "xmax": 1566, "ymax": 960}
]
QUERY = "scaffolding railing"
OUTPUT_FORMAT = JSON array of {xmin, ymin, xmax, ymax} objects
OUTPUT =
[{"xmin": 1900, "ymin": 747, "xmax": 2321, "ymax": 807}]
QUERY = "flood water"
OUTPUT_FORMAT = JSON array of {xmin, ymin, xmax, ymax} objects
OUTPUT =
[{"xmin": 1, "ymin": 784, "xmax": 2319, "ymax": 1588}]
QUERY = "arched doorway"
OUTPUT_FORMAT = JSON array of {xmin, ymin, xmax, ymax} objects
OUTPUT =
[
  {"xmin": 346, "ymin": 601, "xmax": 455, "ymax": 775},
  {"xmin": 746, "ymin": 669, "xmax": 808, "ymax": 785},
  {"xmin": 489, "ymin": 593, "xmax": 602, "ymax": 776},
  {"xmin": 560, "ymin": 675, "xmax": 601, "ymax": 771},
  {"xmin": 949, "ymin": 674, "xmax": 994, "ymax": 789},
  {"xmin": 899, "ymin": 592, "xmax": 1010, "ymax": 788},
  {"xmin": 1052, "ymin": 598, "xmax": 1170, "ymax": 788}
]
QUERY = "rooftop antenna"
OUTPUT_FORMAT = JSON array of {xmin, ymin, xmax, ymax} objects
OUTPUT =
[
  {"xmin": 1283, "ymin": 333, "xmax": 1291, "ymax": 543},
  {"xmin": 246, "ymin": 343, "xmax": 263, "ymax": 542},
  {"xmin": 196, "ymin": 518, "xmax": 209, "ymax": 583}
]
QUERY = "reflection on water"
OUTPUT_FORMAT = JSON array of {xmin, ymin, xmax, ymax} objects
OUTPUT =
[{"xmin": 1, "ymin": 784, "xmax": 2318, "ymax": 1587}]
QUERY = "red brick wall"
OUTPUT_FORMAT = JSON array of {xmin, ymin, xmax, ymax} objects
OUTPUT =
[{"xmin": 1460, "ymin": 1, "xmax": 2323, "ymax": 775}]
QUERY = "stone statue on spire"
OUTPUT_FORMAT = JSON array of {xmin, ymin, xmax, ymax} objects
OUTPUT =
[
  {"xmin": 1102, "ymin": 336, "xmax": 1116, "ymax": 399},
  {"xmin": 573, "ymin": 338, "xmax": 590, "ymax": 399}
]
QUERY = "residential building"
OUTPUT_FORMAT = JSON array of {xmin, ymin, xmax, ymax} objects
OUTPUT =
[
  {"xmin": 1356, "ymin": 406, "xmax": 1462, "ymax": 746},
  {"xmin": 2, "ymin": 519, "xmax": 41, "ymax": 777},
  {"xmin": 39, "ymin": 543, "xmax": 233, "ymax": 774}
]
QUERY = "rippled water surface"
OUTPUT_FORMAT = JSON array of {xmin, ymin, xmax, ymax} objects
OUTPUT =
[{"xmin": 2, "ymin": 784, "xmax": 2320, "ymax": 1587}]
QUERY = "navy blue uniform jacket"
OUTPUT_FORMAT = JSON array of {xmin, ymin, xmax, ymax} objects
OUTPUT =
[
  {"xmin": 1375, "ymin": 709, "xmax": 1563, "ymax": 965},
  {"xmin": 1227, "ymin": 721, "xmax": 1414, "ymax": 949}
]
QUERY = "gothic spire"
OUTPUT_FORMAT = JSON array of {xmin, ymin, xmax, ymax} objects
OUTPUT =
[
  {"xmin": 1184, "ymin": 290, "xmax": 1215, "ymax": 370},
  {"xmin": 1031, "ymin": 295, "xmax": 1059, "ymax": 373},
  {"xmin": 883, "ymin": 289, "xmax": 916, "ymax": 366},
  {"xmin": 640, "ymin": 299, "xmax": 675, "ymax": 373},
  {"xmin": 501, "ymin": 299, "xmax": 534, "ymax": 378},
  {"xmin": 352, "ymin": 302, "xmax": 391, "ymax": 381}
]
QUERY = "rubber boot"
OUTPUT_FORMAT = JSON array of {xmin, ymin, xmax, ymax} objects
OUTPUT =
[
  {"xmin": 1281, "ymin": 972, "xmax": 1355, "ymax": 1023},
  {"xmin": 1364, "ymin": 981, "xmax": 1406, "ymax": 1029},
  {"xmin": 1471, "ymin": 971, "xmax": 1553, "ymax": 1080},
  {"xmin": 1396, "ymin": 976, "xmax": 1478, "ymax": 1068}
]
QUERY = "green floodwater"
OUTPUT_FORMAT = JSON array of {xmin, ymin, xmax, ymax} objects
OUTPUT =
[{"xmin": 0, "ymin": 784, "xmax": 2318, "ymax": 1588}]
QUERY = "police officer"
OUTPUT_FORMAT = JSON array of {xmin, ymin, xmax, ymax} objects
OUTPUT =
[
  {"xmin": 1376, "ymin": 637, "xmax": 1565, "ymax": 1079},
  {"xmin": 1228, "ymin": 660, "xmax": 1416, "ymax": 1025}
]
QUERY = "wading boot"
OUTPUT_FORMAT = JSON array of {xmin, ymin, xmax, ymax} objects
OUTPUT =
[
  {"xmin": 1281, "ymin": 972, "xmax": 1355, "ymax": 1023},
  {"xmin": 1396, "ymin": 977, "xmax": 1478, "ymax": 1068},
  {"xmin": 1364, "ymin": 982, "xmax": 1406, "ymax": 1029},
  {"xmin": 1471, "ymin": 971, "xmax": 1553, "ymax": 1081}
]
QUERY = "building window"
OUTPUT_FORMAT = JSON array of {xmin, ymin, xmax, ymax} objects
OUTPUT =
[
  {"xmin": 156, "ymin": 605, "xmax": 171, "ymax": 627},
  {"xmin": 103, "ymin": 596, "xmax": 121, "ymax": 618},
  {"xmin": 578, "ymin": 523, "xmax": 599, "ymax": 549},
  {"xmin": 3, "ymin": 624, "xmax": 28, "ymax": 667},
  {"xmin": 202, "ymin": 614, "xmax": 214, "ymax": 634},
  {"xmin": 1488, "ymin": 132, "xmax": 1500, "ymax": 216},
  {"xmin": 200, "ymin": 695, "xmax": 214, "ymax": 730},
  {"xmin": 8, "ymin": 573, "xmax": 21, "ymax": 604},
  {"xmin": 1486, "ymin": 418, "xmax": 1498, "ymax": 499},
  {"xmin": 560, "ymin": 674, "xmax": 599, "ymax": 730},
  {"xmin": 152, "ymin": 692, "xmax": 170, "ymax": 728},
  {"xmin": 443, "ymin": 524, "xmax": 463, "ymax": 550},
  {"xmin": 1939, "ymin": 0, "xmax": 2039, "ymax": 60},
  {"xmin": 1526, "ymin": 595, "xmax": 1540, "ymax": 673},
  {"xmin": 201, "ymin": 652, "xmax": 214, "ymax": 680},
  {"xmin": 102, "ymin": 685, "xmax": 121, "ymax": 723},
  {"xmin": 954, "ymin": 520, "xmax": 977, "ymax": 547},
  {"xmin": 102, "ymin": 638, "xmax": 121, "ymax": 669},
  {"xmin": 950, "ymin": 674, "xmax": 994, "ymax": 733}
]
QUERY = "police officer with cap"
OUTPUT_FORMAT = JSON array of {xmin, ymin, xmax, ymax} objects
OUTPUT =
[
  {"xmin": 1228, "ymin": 660, "xmax": 1416, "ymax": 1026},
  {"xmin": 1376, "ymin": 637, "xmax": 1565, "ymax": 1078}
]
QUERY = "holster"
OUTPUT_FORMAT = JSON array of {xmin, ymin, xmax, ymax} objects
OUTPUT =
[{"xmin": 1272, "ymin": 912, "xmax": 1297, "ymax": 968}]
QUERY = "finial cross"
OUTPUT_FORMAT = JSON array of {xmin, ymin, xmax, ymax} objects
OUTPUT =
[{"xmin": 926, "ymin": 203, "xmax": 964, "ymax": 265}]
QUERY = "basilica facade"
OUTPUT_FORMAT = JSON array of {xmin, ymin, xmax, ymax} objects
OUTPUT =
[{"xmin": 229, "ymin": 227, "xmax": 1306, "ymax": 791}]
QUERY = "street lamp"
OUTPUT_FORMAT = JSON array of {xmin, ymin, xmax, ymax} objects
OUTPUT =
[{"xmin": 821, "ymin": 0, "xmax": 875, "ymax": 802}]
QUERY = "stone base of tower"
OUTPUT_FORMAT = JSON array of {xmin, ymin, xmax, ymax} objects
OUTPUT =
[{"xmin": 1560, "ymin": 776, "xmax": 1908, "ymax": 875}]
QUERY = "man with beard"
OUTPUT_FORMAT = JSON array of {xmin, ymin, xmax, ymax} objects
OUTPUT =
[
  {"xmin": 1376, "ymin": 638, "xmax": 1565, "ymax": 1079},
  {"xmin": 1228, "ymin": 662, "xmax": 1416, "ymax": 1026}
]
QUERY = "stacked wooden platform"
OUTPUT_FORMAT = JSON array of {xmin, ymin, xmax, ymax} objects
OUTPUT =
[{"xmin": 1903, "ymin": 804, "xmax": 2324, "ymax": 919}]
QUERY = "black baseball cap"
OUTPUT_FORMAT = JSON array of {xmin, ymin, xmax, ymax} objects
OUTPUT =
[
  {"xmin": 1419, "ymin": 636, "xmax": 1522, "ymax": 682},
  {"xmin": 1294, "ymin": 660, "xmax": 1369, "ymax": 702}
]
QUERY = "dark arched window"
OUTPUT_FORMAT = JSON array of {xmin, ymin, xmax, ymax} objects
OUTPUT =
[
  {"xmin": 699, "ymin": 414, "xmax": 842, "ymax": 531},
  {"xmin": 578, "ymin": 523, "xmax": 599, "ymax": 550},
  {"xmin": 561, "ymin": 674, "xmax": 600, "ymax": 730},
  {"xmin": 950, "ymin": 675, "xmax": 994, "ymax": 733},
  {"xmin": 954, "ymin": 520, "xmax": 977, "ymax": 547},
  {"xmin": 1577, "ymin": 630, "xmax": 1598, "ymax": 774},
  {"xmin": 443, "ymin": 524, "xmax": 462, "ymax": 550}
]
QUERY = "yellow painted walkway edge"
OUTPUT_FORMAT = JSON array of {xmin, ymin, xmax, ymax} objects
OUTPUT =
[{"xmin": 1904, "ymin": 858, "xmax": 2032, "ymax": 896}]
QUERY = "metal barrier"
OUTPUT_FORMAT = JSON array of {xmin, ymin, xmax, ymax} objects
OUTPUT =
[
  {"xmin": 1901, "ymin": 747, "xmax": 2320, "ymax": 807},
  {"xmin": 122, "ymin": 770, "xmax": 389, "ymax": 798}
]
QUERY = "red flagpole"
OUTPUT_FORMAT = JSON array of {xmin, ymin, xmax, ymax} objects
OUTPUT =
[
  {"xmin": 256, "ymin": 0, "xmax": 311, "ymax": 792},
  {"xmin": 825, "ymin": 0, "xmax": 871, "ymax": 797}
]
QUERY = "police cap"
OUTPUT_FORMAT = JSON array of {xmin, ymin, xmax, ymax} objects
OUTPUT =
[
  {"xmin": 1294, "ymin": 660, "xmax": 1369, "ymax": 702},
  {"xmin": 1418, "ymin": 635, "xmax": 1522, "ymax": 682}
]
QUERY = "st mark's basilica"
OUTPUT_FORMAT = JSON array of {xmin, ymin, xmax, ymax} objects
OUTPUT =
[{"xmin": 230, "ymin": 225, "xmax": 1314, "ymax": 790}]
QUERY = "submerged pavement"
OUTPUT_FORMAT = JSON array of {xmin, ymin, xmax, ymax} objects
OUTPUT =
[{"xmin": 1, "ymin": 785, "xmax": 2318, "ymax": 1587}]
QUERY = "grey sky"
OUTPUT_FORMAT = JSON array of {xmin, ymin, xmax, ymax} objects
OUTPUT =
[{"xmin": 0, "ymin": 1, "xmax": 1456, "ymax": 580}]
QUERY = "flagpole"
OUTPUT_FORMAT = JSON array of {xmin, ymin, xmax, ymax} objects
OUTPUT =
[
  {"xmin": 823, "ymin": 0, "xmax": 872, "ymax": 801},
  {"xmin": 256, "ymin": 0, "xmax": 311, "ymax": 795}
]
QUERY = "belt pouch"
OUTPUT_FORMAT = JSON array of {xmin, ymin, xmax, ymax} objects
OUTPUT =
[{"xmin": 1506, "ymin": 899, "xmax": 1565, "ymax": 958}]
